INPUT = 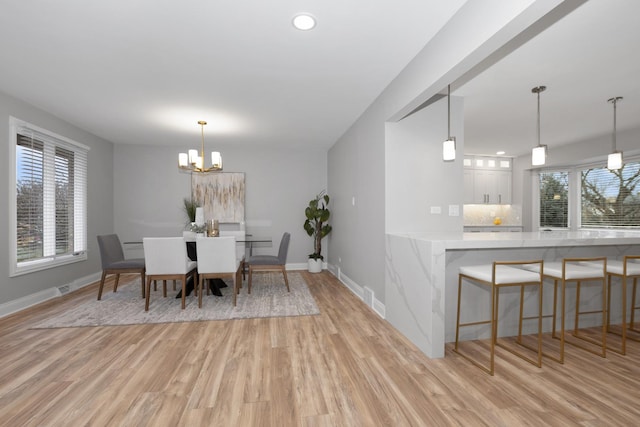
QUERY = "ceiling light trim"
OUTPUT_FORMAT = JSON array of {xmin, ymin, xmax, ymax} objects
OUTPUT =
[{"xmin": 292, "ymin": 13, "xmax": 316, "ymax": 31}]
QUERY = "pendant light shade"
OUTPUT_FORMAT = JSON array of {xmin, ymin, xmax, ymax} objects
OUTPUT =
[
  {"xmin": 607, "ymin": 96, "xmax": 623, "ymax": 170},
  {"xmin": 531, "ymin": 85, "xmax": 547, "ymax": 166},
  {"xmin": 532, "ymin": 145, "xmax": 547, "ymax": 166},
  {"xmin": 443, "ymin": 84, "xmax": 456, "ymax": 162},
  {"xmin": 443, "ymin": 138, "xmax": 456, "ymax": 161}
]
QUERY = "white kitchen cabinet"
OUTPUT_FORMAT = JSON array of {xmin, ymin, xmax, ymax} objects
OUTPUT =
[{"xmin": 464, "ymin": 156, "xmax": 512, "ymax": 204}]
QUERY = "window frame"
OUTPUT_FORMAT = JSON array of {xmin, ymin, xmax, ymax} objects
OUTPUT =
[
  {"xmin": 9, "ymin": 117, "xmax": 90, "ymax": 277},
  {"xmin": 536, "ymin": 156, "xmax": 640, "ymax": 231},
  {"xmin": 538, "ymin": 169, "xmax": 571, "ymax": 230}
]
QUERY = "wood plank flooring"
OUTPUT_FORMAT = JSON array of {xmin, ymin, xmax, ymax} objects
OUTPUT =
[{"xmin": 1, "ymin": 271, "xmax": 639, "ymax": 426}]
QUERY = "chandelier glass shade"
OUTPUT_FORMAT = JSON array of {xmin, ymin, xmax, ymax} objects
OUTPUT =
[{"xmin": 178, "ymin": 121, "xmax": 223, "ymax": 173}]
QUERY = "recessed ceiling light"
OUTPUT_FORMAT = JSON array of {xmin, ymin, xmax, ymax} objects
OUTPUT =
[
  {"xmin": 496, "ymin": 151, "xmax": 506, "ymax": 155},
  {"xmin": 293, "ymin": 14, "xmax": 316, "ymax": 31}
]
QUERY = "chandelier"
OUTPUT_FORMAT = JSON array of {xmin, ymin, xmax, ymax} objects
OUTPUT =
[{"xmin": 178, "ymin": 121, "xmax": 223, "ymax": 173}]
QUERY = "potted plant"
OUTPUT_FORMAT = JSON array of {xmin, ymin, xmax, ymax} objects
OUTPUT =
[
  {"xmin": 182, "ymin": 198, "xmax": 205, "ymax": 235},
  {"xmin": 183, "ymin": 197, "xmax": 198, "ymax": 223},
  {"xmin": 303, "ymin": 190, "xmax": 332, "ymax": 273}
]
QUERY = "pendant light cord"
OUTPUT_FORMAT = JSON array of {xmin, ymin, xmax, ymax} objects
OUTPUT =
[
  {"xmin": 447, "ymin": 84, "xmax": 451, "ymax": 138},
  {"xmin": 609, "ymin": 97, "xmax": 622, "ymax": 153},
  {"xmin": 536, "ymin": 90, "xmax": 540, "ymax": 147}
]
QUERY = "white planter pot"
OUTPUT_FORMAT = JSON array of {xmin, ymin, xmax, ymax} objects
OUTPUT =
[{"xmin": 308, "ymin": 258, "xmax": 322, "ymax": 273}]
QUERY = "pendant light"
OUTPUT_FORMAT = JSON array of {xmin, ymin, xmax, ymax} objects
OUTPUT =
[
  {"xmin": 442, "ymin": 84, "xmax": 456, "ymax": 161},
  {"xmin": 607, "ymin": 96, "xmax": 623, "ymax": 170},
  {"xmin": 178, "ymin": 121, "xmax": 223, "ymax": 173},
  {"xmin": 531, "ymin": 85, "xmax": 547, "ymax": 166}
]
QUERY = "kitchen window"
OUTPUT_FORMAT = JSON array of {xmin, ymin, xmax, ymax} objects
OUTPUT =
[
  {"xmin": 537, "ymin": 159, "xmax": 640, "ymax": 230},
  {"xmin": 9, "ymin": 117, "xmax": 89, "ymax": 276},
  {"xmin": 539, "ymin": 171, "xmax": 569, "ymax": 228},
  {"xmin": 581, "ymin": 161, "xmax": 640, "ymax": 228}
]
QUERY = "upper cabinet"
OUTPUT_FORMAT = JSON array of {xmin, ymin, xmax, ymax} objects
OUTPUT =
[{"xmin": 463, "ymin": 156, "xmax": 512, "ymax": 204}]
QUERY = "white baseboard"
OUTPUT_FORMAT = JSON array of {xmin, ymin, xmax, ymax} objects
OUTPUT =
[
  {"xmin": 0, "ymin": 271, "xmax": 101, "ymax": 319},
  {"xmin": 327, "ymin": 264, "xmax": 385, "ymax": 319}
]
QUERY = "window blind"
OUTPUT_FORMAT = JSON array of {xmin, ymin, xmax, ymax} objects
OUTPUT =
[
  {"xmin": 539, "ymin": 171, "xmax": 569, "ymax": 228},
  {"xmin": 14, "ymin": 121, "xmax": 88, "ymax": 271},
  {"xmin": 581, "ymin": 162, "xmax": 640, "ymax": 228}
]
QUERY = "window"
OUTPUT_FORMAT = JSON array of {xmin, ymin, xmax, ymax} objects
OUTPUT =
[
  {"xmin": 539, "ymin": 171, "xmax": 569, "ymax": 228},
  {"xmin": 581, "ymin": 162, "xmax": 640, "ymax": 228},
  {"xmin": 9, "ymin": 117, "xmax": 89, "ymax": 276}
]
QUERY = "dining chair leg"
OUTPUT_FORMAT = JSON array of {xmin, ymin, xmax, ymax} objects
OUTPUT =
[
  {"xmin": 232, "ymin": 276, "xmax": 237, "ymax": 307},
  {"xmin": 145, "ymin": 277, "xmax": 152, "ymax": 311},
  {"xmin": 198, "ymin": 276, "xmax": 204, "ymax": 308},
  {"xmin": 97, "ymin": 271, "xmax": 108, "ymax": 300},
  {"xmin": 113, "ymin": 274, "xmax": 121, "ymax": 292},
  {"xmin": 181, "ymin": 275, "xmax": 187, "ymax": 309},
  {"xmin": 282, "ymin": 267, "xmax": 290, "ymax": 292},
  {"xmin": 140, "ymin": 271, "xmax": 146, "ymax": 298}
]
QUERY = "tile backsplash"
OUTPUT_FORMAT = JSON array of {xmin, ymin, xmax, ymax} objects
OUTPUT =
[{"xmin": 463, "ymin": 204, "xmax": 522, "ymax": 226}]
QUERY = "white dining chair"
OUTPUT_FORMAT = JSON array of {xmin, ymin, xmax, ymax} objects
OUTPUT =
[
  {"xmin": 220, "ymin": 230, "xmax": 247, "ymax": 279},
  {"xmin": 143, "ymin": 237, "xmax": 197, "ymax": 311},
  {"xmin": 196, "ymin": 236, "xmax": 243, "ymax": 307}
]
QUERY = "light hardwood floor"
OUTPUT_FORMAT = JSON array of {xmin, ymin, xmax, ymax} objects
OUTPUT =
[{"xmin": 1, "ymin": 271, "xmax": 639, "ymax": 426}]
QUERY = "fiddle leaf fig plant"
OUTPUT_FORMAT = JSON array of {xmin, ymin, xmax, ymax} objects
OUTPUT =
[{"xmin": 304, "ymin": 190, "xmax": 332, "ymax": 261}]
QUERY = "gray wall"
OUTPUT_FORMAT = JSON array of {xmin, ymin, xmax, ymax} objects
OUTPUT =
[
  {"xmin": 0, "ymin": 90, "xmax": 114, "ymax": 303},
  {"xmin": 327, "ymin": 0, "xmax": 567, "ymax": 304},
  {"xmin": 386, "ymin": 96, "xmax": 464, "ymax": 233},
  {"xmin": 113, "ymin": 144, "xmax": 327, "ymax": 264}
]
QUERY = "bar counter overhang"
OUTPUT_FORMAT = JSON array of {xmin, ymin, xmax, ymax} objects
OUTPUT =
[{"xmin": 385, "ymin": 230, "xmax": 640, "ymax": 358}]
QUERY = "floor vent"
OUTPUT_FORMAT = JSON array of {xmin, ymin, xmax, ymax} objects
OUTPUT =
[
  {"xmin": 363, "ymin": 287, "xmax": 374, "ymax": 307},
  {"xmin": 58, "ymin": 285, "xmax": 70, "ymax": 294}
]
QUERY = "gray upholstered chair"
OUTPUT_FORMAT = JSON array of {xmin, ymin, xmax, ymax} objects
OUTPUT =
[
  {"xmin": 97, "ymin": 234, "xmax": 146, "ymax": 300},
  {"xmin": 247, "ymin": 232, "xmax": 290, "ymax": 293}
]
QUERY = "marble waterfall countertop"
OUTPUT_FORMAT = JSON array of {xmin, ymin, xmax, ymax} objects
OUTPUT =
[
  {"xmin": 391, "ymin": 230, "xmax": 640, "ymax": 250},
  {"xmin": 384, "ymin": 229, "xmax": 640, "ymax": 359}
]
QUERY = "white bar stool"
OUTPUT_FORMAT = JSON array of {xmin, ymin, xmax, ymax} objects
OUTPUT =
[
  {"xmin": 604, "ymin": 255, "xmax": 640, "ymax": 354},
  {"xmin": 540, "ymin": 257, "xmax": 607, "ymax": 363},
  {"xmin": 454, "ymin": 260, "xmax": 544, "ymax": 376}
]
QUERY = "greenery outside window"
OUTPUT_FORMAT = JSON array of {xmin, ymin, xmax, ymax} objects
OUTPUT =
[
  {"xmin": 540, "ymin": 171, "xmax": 569, "ymax": 228},
  {"xmin": 9, "ymin": 117, "xmax": 89, "ymax": 276},
  {"xmin": 581, "ymin": 162, "xmax": 640, "ymax": 228}
]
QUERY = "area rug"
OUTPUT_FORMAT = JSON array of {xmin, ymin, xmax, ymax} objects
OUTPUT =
[{"xmin": 32, "ymin": 272, "xmax": 319, "ymax": 328}]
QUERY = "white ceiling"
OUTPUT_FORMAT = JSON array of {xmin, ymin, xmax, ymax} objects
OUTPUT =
[
  {"xmin": 0, "ymin": 0, "xmax": 465, "ymax": 150},
  {"xmin": 457, "ymin": 0, "xmax": 640, "ymax": 158},
  {"xmin": 2, "ymin": 1, "xmax": 638, "ymax": 158}
]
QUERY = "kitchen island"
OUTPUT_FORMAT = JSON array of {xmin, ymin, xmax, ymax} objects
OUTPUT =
[{"xmin": 385, "ymin": 230, "xmax": 640, "ymax": 358}]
